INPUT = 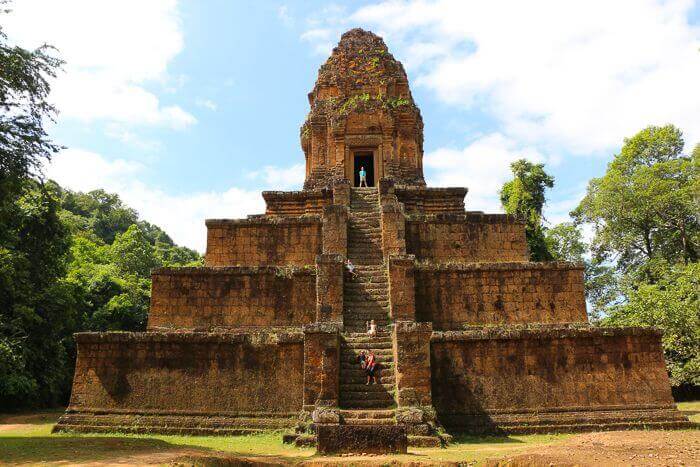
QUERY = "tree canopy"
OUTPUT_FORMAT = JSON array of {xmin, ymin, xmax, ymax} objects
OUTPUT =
[
  {"xmin": 573, "ymin": 125, "xmax": 698, "ymax": 276},
  {"xmin": 500, "ymin": 159, "xmax": 555, "ymax": 261}
]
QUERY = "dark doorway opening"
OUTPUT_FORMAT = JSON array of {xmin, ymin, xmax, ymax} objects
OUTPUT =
[{"xmin": 353, "ymin": 152, "xmax": 374, "ymax": 187}]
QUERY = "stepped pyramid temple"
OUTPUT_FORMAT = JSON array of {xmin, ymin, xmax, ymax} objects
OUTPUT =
[{"xmin": 56, "ymin": 29, "xmax": 689, "ymax": 451}]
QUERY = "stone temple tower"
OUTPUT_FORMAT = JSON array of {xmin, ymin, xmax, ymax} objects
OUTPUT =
[
  {"xmin": 302, "ymin": 29, "xmax": 425, "ymax": 189},
  {"xmin": 55, "ymin": 29, "xmax": 689, "ymax": 453}
]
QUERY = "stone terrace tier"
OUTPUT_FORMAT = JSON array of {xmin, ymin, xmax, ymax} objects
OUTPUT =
[
  {"xmin": 148, "ymin": 266, "xmax": 316, "ymax": 331},
  {"xmin": 431, "ymin": 326, "xmax": 692, "ymax": 433},
  {"xmin": 414, "ymin": 261, "xmax": 587, "ymax": 329},
  {"xmin": 205, "ymin": 216, "xmax": 322, "ymax": 267}
]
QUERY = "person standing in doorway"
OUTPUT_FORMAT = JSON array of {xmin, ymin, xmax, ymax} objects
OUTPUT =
[{"xmin": 359, "ymin": 166, "xmax": 368, "ymax": 187}]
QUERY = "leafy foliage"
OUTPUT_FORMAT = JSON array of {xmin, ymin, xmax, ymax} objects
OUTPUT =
[
  {"xmin": 602, "ymin": 263, "xmax": 700, "ymax": 386},
  {"xmin": 573, "ymin": 125, "xmax": 698, "ymax": 277},
  {"xmin": 1, "ymin": 180, "xmax": 202, "ymax": 410},
  {"xmin": 0, "ymin": 4, "xmax": 63, "ymax": 209},
  {"xmin": 544, "ymin": 222, "xmax": 619, "ymax": 321},
  {"xmin": 544, "ymin": 222, "xmax": 586, "ymax": 262},
  {"xmin": 500, "ymin": 159, "xmax": 555, "ymax": 261}
]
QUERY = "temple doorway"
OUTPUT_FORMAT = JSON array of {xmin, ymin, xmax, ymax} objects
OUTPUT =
[{"xmin": 353, "ymin": 152, "xmax": 375, "ymax": 187}]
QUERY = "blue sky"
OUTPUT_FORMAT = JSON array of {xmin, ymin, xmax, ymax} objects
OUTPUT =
[{"xmin": 5, "ymin": 0, "xmax": 700, "ymax": 251}]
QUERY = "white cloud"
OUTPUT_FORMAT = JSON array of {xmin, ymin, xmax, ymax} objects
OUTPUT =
[
  {"xmin": 104, "ymin": 125, "xmax": 164, "ymax": 152},
  {"xmin": 306, "ymin": 0, "xmax": 700, "ymax": 153},
  {"xmin": 248, "ymin": 164, "xmax": 305, "ymax": 190},
  {"xmin": 4, "ymin": 0, "xmax": 195, "ymax": 129},
  {"xmin": 195, "ymin": 99, "xmax": 218, "ymax": 111},
  {"xmin": 425, "ymin": 133, "xmax": 547, "ymax": 212},
  {"xmin": 278, "ymin": 5, "xmax": 293, "ymax": 27},
  {"xmin": 301, "ymin": 28, "xmax": 335, "ymax": 55},
  {"xmin": 46, "ymin": 149, "xmax": 265, "ymax": 252}
]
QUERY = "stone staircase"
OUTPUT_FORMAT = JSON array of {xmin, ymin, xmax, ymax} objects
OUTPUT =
[
  {"xmin": 343, "ymin": 188, "xmax": 390, "ymax": 333},
  {"xmin": 339, "ymin": 187, "xmax": 397, "ymax": 422}
]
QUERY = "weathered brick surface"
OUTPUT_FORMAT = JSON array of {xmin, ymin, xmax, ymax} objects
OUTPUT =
[
  {"xmin": 393, "ymin": 321, "xmax": 432, "ymax": 407},
  {"xmin": 395, "ymin": 187, "xmax": 467, "ymax": 215},
  {"xmin": 263, "ymin": 189, "xmax": 333, "ymax": 216},
  {"xmin": 317, "ymin": 424, "xmax": 408, "ymax": 454},
  {"xmin": 406, "ymin": 214, "xmax": 528, "ymax": 262},
  {"xmin": 205, "ymin": 217, "xmax": 322, "ymax": 266},
  {"xmin": 381, "ymin": 202, "xmax": 407, "ymax": 256},
  {"xmin": 315, "ymin": 254, "xmax": 344, "ymax": 323},
  {"xmin": 388, "ymin": 255, "xmax": 416, "ymax": 321},
  {"xmin": 415, "ymin": 262, "xmax": 587, "ymax": 329},
  {"xmin": 431, "ymin": 327, "xmax": 681, "ymax": 433},
  {"xmin": 66, "ymin": 332, "xmax": 304, "ymax": 415},
  {"xmin": 148, "ymin": 267, "xmax": 316, "ymax": 330},
  {"xmin": 321, "ymin": 205, "xmax": 348, "ymax": 255},
  {"xmin": 303, "ymin": 323, "xmax": 341, "ymax": 409}
]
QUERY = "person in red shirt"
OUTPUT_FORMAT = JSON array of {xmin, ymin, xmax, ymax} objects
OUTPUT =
[{"xmin": 365, "ymin": 350, "xmax": 378, "ymax": 385}]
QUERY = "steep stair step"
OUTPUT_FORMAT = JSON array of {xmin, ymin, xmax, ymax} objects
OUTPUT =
[
  {"xmin": 340, "ymin": 409, "xmax": 394, "ymax": 420},
  {"xmin": 342, "ymin": 341, "xmax": 392, "ymax": 350},
  {"xmin": 340, "ymin": 393, "xmax": 395, "ymax": 403},
  {"xmin": 340, "ymin": 400, "xmax": 396, "ymax": 409},
  {"xmin": 340, "ymin": 383, "xmax": 395, "ymax": 392}
]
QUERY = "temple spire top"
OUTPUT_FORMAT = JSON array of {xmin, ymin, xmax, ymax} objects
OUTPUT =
[{"xmin": 302, "ymin": 29, "xmax": 425, "ymax": 189}]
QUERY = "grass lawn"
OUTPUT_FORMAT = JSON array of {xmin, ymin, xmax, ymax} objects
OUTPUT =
[
  {"xmin": 680, "ymin": 400, "xmax": 700, "ymax": 423},
  {"xmin": 0, "ymin": 403, "xmax": 697, "ymax": 465}
]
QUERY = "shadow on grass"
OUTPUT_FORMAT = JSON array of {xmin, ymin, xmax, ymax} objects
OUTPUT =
[
  {"xmin": 0, "ymin": 436, "xmax": 196, "ymax": 464},
  {"xmin": 448, "ymin": 433, "xmax": 525, "ymax": 445}
]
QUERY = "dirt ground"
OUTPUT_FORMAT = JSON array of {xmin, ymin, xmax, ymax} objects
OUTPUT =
[{"xmin": 481, "ymin": 430, "xmax": 700, "ymax": 466}]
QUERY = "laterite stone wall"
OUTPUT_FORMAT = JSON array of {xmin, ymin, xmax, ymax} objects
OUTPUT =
[
  {"xmin": 149, "ymin": 267, "xmax": 316, "ymax": 330},
  {"xmin": 405, "ymin": 214, "xmax": 528, "ymax": 262},
  {"xmin": 67, "ymin": 332, "xmax": 304, "ymax": 415},
  {"xmin": 415, "ymin": 262, "xmax": 587, "ymax": 329},
  {"xmin": 395, "ymin": 187, "xmax": 467, "ymax": 215},
  {"xmin": 263, "ymin": 189, "xmax": 333, "ymax": 216},
  {"xmin": 205, "ymin": 217, "xmax": 322, "ymax": 266},
  {"xmin": 431, "ymin": 327, "xmax": 676, "ymax": 427}
]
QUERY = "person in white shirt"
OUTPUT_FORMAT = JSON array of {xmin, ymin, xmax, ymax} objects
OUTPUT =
[
  {"xmin": 367, "ymin": 319, "xmax": 377, "ymax": 337},
  {"xmin": 345, "ymin": 259, "xmax": 357, "ymax": 280}
]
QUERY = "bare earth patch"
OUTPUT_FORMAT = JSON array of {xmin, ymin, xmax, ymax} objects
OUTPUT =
[{"xmin": 483, "ymin": 430, "xmax": 700, "ymax": 466}]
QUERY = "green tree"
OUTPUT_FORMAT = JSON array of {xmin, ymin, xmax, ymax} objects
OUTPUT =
[
  {"xmin": 60, "ymin": 189, "xmax": 138, "ymax": 244},
  {"xmin": 544, "ymin": 223, "xmax": 620, "ymax": 321},
  {"xmin": 0, "ymin": 4, "xmax": 62, "ymax": 211},
  {"xmin": 544, "ymin": 222, "xmax": 586, "ymax": 262},
  {"xmin": 0, "ymin": 182, "xmax": 76, "ymax": 408},
  {"xmin": 602, "ymin": 263, "xmax": 700, "ymax": 387},
  {"xmin": 573, "ymin": 125, "xmax": 698, "ymax": 278},
  {"xmin": 0, "ymin": 10, "xmax": 75, "ymax": 409},
  {"xmin": 500, "ymin": 159, "xmax": 555, "ymax": 261},
  {"xmin": 110, "ymin": 224, "xmax": 159, "ymax": 278}
]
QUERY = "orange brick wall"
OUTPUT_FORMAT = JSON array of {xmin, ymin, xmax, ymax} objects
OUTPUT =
[
  {"xmin": 415, "ymin": 262, "xmax": 587, "ymax": 329},
  {"xmin": 405, "ymin": 214, "xmax": 528, "ymax": 262},
  {"xmin": 67, "ymin": 332, "xmax": 304, "ymax": 415},
  {"xmin": 148, "ymin": 267, "xmax": 316, "ymax": 330},
  {"xmin": 431, "ymin": 328, "xmax": 676, "ymax": 427},
  {"xmin": 205, "ymin": 217, "xmax": 322, "ymax": 267}
]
